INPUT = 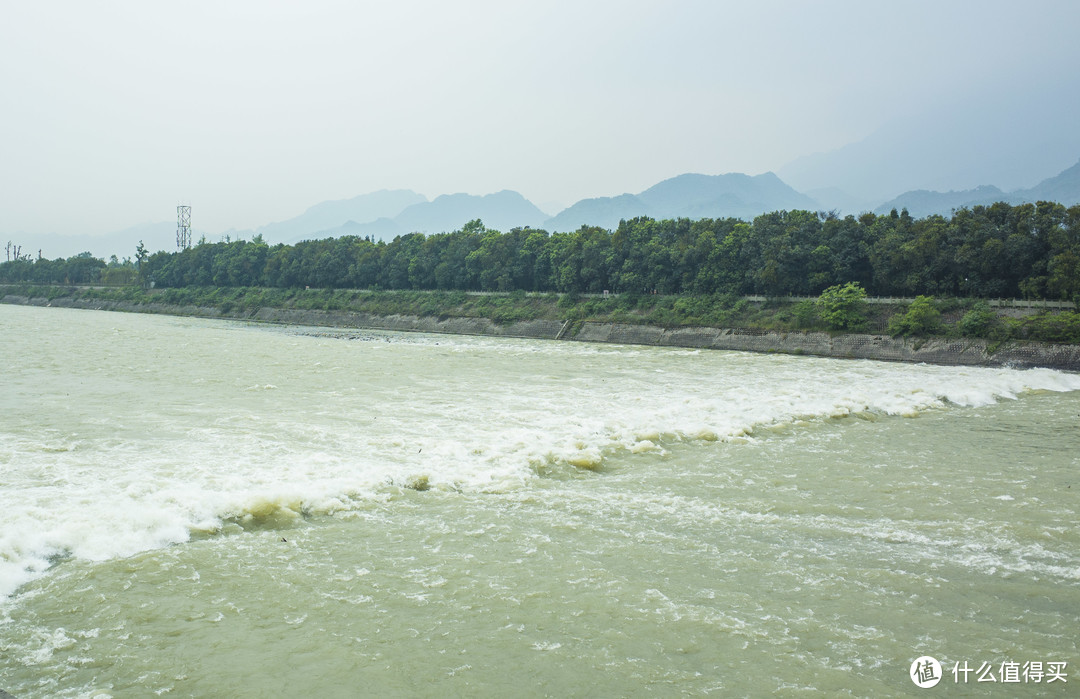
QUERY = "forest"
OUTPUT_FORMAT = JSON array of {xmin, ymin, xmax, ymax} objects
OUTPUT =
[{"xmin": 3, "ymin": 201, "xmax": 1080, "ymax": 302}]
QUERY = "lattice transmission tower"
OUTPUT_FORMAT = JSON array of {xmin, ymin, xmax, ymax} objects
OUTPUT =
[{"xmin": 177, "ymin": 204, "xmax": 192, "ymax": 250}]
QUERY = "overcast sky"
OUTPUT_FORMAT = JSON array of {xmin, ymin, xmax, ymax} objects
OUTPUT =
[{"xmin": 3, "ymin": 0, "xmax": 1079, "ymax": 240}]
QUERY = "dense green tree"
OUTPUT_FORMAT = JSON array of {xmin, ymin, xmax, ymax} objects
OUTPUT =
[{"xmin": 6, "ymin": 202, "xmax": 1080, "ymax": 302}]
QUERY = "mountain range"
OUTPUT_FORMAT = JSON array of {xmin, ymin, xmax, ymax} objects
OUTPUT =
[
  {"xmin": 777, "ymin": 85, "xmax": 1080, "ymax": 208},
  {"xmin": 544, "ymin": 173, "xmax": 818, "ymax": 231},
  {"xmin": 267, "ymin": 159, "xmax": 1079, "ymax": 246},
  {"xmin": 260, "ymin": 171, "xmax": 821, "ymax": 246},
  {"xmin": 292, "ymin": 190, "xmax": 550, "ymax": 243},
  {"xmin": 873, "ymin": 159, "xmax": 1080, "ymax": 217},
  {"xmin": 15, "ymin": 158, "xmax": 1080, "ymax": 260},
  {"xmin": 256, "ymin": 189, "xmax": 426, "ymax": 243}
]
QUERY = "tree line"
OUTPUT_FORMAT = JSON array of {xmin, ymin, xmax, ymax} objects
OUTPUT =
[{"xmin": 3, "ymin": 202, "xmax": 1079, "ymax": 300}]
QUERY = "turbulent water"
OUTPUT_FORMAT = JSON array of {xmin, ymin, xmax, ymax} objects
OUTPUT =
[{"xmin": 2, "ymin": 303, "xmax": 1079, "ymax": 697}]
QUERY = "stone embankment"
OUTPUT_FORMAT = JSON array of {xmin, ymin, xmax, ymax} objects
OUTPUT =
[
  {"xmin": 573, "ymin": 323, "xmax": 1080, "ymax": 371},
  {"xmin": 5, "ymin": 293, "xmax": 1080, "ymax": 371}
]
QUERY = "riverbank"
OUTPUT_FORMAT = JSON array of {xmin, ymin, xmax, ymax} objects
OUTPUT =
[{"xmin": 5, "ymin": 290, "xmax": 1080, "ymax": 371}]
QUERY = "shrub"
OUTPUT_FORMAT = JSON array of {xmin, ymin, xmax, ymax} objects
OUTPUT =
[
  {"xmin": 557, "ymin": 292, "xmax": 580, "ymax": 309},
  {"xmin": 957, "ymin": 302, "xmax": 999, "ymax": 338},
  {"xmin": 616, "ymin": 291, "xmax": 639, "ymax": 311},
  {"xmin": 817, "ymin": 282, "xmax": 868, "ymax": 331},
  {"xmin": 888, "ymin": 296, "xmax": 942, "ymax": 336},
  {"xmin": 792, "ymin": 300, "xmax": 818, "ymax": 329},
  {"xmin": 1022, "ymin": 311, "xmax": 1080, "ymax": 343}
]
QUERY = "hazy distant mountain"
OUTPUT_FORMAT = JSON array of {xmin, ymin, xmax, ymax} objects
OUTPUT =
[
  {"xmin": 642, "ymin": 172, "xmax": 816, "ymax": 218},
  {"xmin": 874, "ymin": 185, "xmax": 1009, "ymax": 218},
  {"xmin": 28, "ymin": 155, "xmax": 1080, "ymax": 261},
  {"xmin": 802, "ymin": 187, "xmax": 875, "ymax": 215},
  {"xmin": 874, "ymin": 159, "xmax": 1080, "ymax": 217},
  {"xmin": 544, "ymin": 194, "xmax": 650, "ymax": 231},
  {"xmin": 15, "ymin": 221, "xmax": 192, "ymax": 260},
  {"xmin": 261, "ymin": 189, "xmax": 426, "ymax": 244},
  {"xmin": 263, "ymin": 189, "xmax": 549, "ymax": 243},
  {"xmin": 353, "ymin": 217, "xmax": 406, "ymax": 238},
  {"xmin": 778, "ymin": 85, "xmax": 1080, "ymax": 208},
  {"xmin": 544, "ymin": 172, "xmax": 817, "ymax": 231},
  {"xmin": 1016, "ymin": 159, "xmax": 1080, "ymax": 206},
  {"xmin": 298, "ymin": 190, "xmax": 549, "ymax": 240},
  {"xmin": 310, "ymin": 217, "xmax": 405, "ymax": 240},
  {"xmin": 393, "ymin": 190, "xmax": 549, "ymax": 234},
  {"xmin": 264, "ymin": 175, "xmax": 816, "ymax": 243}
]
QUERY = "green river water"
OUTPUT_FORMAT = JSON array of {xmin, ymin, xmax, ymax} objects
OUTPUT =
[{"xmin": 1, "ymin": 304, "xmax": 1078, "ymax": 697}]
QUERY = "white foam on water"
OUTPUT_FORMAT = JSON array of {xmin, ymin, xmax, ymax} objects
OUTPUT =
[{"xmin": 3, "ymin": 309, "xmax": 1080, "ymax": 599}]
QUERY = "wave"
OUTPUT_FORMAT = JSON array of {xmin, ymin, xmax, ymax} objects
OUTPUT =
[{"xmin": 2, "ymin": 341, "xmax": 1079, "ymax": 599}]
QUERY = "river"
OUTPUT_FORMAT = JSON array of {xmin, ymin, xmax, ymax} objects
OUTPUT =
[{"xmin": 2, "ymin": 303, "xmax": 1078, "ymax": 696}]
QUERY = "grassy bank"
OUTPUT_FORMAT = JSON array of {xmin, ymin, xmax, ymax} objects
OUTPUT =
[{"xmin": 5, "ymin": 284, "xmax": 1080, "ymax": 345}]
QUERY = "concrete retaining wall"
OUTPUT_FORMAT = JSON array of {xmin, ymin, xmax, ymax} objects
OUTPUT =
[
  {"xmin": 249, "ymin": 306, "xmax": 566, "ymax": 340},
  {"xmin": 574, "ymin": 322, "xmax": 1080, "ymax": 370},
  {"xmin": 5, "ymin": 294, "xmax": 1079, "ymax": 371}
]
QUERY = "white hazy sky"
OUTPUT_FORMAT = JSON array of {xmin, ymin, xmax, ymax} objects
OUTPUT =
[{"xmin": 2, "ymin": 0, "xmax": 1079, "ymax": 239}]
